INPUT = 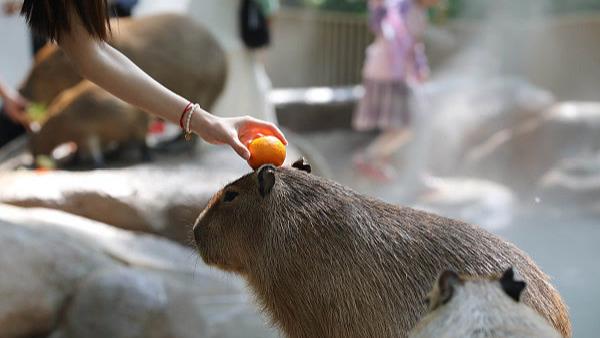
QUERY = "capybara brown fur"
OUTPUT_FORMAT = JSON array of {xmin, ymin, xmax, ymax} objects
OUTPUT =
[
  {"xmin": 409, "ymin": 268, "xmax": 562, "ymax": 338},
  {"xmin": 20, "ymin": 13, "xmax": 227, "ymax": 111},
  {"xmin": 193, "ymin": 163, "xmax": 571, "ymax": 338},
  {"xmin": 29, "ymin": 81, "xmax": 149, "ymax": 165}
]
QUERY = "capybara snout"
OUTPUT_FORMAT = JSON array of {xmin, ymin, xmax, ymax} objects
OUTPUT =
[{"xmin": 193, "ymin": 166, "xmax": 279, "ymax": 272}]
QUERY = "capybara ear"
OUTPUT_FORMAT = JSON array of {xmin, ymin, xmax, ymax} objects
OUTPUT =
[
  {"xmin": 292, "ymin": 157, "xmax": 312, "ymax": 173},
  {"xmin": 258, "ymin": 164, "xmax": 276, "ymax": 197},
  {"xmin": 499, "ymin": 267, "xmax": 526, "ymax": 302},
  {"xmin": 437, "ymin": 270, "xmax": 461, "ymax": 305}
]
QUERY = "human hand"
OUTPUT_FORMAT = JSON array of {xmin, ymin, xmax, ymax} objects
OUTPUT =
[
  {"xmin": 192, "ymin": 109, "xmax": 287, "ymax": 160},
  {"xmin": 2, "ymin": 88, "xmax": 29, "ymax": 126}
]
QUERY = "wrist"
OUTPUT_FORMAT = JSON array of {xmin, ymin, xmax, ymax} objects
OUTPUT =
[{"xmin": 190, "ymin": 106, "xmax": 214, "ymax": 135}]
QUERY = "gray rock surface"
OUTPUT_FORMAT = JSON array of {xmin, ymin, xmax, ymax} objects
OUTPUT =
[
  {"xmin": 422, "ymin": 77, "xmax": 554, "ymax": 174},
  {"xmin": 0, "ymin": 167, "xmax": 222, "ymax": 245},
  {"xmin": 0, "ymin": 145, "xmax": 315, "ymax": 245},
  {"xmin": 537, "ymin": 155, "xmax": 600, "ymax": 210},
  {"xmin": 463, "ymin": 102, "xmax": 600, "ymax": 194},
  {"xmin": 0, "ymin": 204, "xmax": 277, "ymax": 338}
]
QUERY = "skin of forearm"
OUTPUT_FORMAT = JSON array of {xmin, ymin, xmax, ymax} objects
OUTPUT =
[{"xmin": 58, "ymin": 17, "xmax": 202, "ymax": 126}]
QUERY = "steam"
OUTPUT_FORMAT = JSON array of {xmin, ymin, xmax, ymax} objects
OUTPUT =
[{"xmin": 402, "ymin": 0, "xmax": 558, "ymax": 180}]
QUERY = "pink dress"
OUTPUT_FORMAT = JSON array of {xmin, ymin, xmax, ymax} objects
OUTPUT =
[{"xmin": 353, "ymin": 0, "xmax": 429, "ymax": 131}]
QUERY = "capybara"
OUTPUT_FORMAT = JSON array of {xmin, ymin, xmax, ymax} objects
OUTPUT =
[
  {"xmin": 410, "ymin": 268, "xmax": 562, "ymax": 338},
  {"xmin": 20, "ymin": 13, "xmax": 227, "ymax": 111},
  {"xmin": 193, "ymin": 161, "xmax": 571, "ymax": 338},
  {"xmin": 29, "ymin": 81, "xmax": 149, "ymax": 166}
]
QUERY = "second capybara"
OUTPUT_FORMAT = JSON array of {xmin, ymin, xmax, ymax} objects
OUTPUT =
[
  {"xmin": 409, "ymin": 268, "xmax": 562, "ymax": 338},
  {"xmin": 29, "ymin": 81, "xmax": 149, "ymax": 166},
  {"xmin": 193, "ymin": 161, "xmax": 571, "ymax": 338},
  {"xmin": 20, "ymin": 13, "xmax": 227, "ymax": 111}
]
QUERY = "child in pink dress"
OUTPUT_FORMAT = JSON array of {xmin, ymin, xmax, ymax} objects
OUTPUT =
[{"xmin": 354, "ymin": 0, "xmax": 437, "ymax": 181}]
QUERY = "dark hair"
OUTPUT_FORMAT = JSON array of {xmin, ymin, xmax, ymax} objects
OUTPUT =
[{"xmin": 21, "ymin": 0, "xmax": 112, "ymax": 42}]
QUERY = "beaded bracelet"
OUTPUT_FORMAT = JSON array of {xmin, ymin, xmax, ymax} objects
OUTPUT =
[
  {"xmin": 184, "ymin": 104, "xmax": 199, "ymax": 141},
  {"xmin": 179, "ymin": 102, "xmax": 193, "ymax": 129}
]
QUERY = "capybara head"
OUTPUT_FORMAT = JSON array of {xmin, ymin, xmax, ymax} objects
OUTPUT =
[
  {"xmin": 424, "ymin": 268, "xmax": 526, "ymax": 312},
  {"xmin": 194, "ymin": 159, "xmax": 312, "ymax": 273},
  {"xmin": 19, "ymin": 44, "xmax": 82, "ymax": 105},
  {"xmin": 411, "ymin": 268, "xmax": 562, "ymax": 338}
]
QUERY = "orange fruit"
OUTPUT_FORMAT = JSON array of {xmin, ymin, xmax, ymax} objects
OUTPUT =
[{"xmin": 247, "ymin": 135, "xmax": 286, "ymax": 170}]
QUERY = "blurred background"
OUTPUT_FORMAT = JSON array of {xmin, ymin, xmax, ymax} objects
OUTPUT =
[{"xmin": 0, "ymin": 0, "xmax": 599, "ymax": 337}]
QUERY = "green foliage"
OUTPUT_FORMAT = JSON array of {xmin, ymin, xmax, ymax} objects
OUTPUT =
[
  {"xmin": 444, "ymin": 0, "xmax": 600, "ymax": 19},
  {"xmin": 282, "ymin": 0, "xmax": 366, "ymax": 13},
  {"xmin": 26, "ymin": 103, "xmax": 47, "ymax": 123},
  {"xmin": 282, "ymin": 0, "xmax": 600, "ymax": 16}
]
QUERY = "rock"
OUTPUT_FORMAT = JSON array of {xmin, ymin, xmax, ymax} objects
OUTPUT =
[
  {"xmin": 273, "ymin": 86, "xmax": 359, "ymax": 132},
  {"xmin": 0, "ymin": 210, "xmax": 113, "ymax": 338},
  {"xmin": 0, "ymin": 204, "xmax": 275, "ymax": 338},
  {"xmin": 58, "ymin": 268, "xmax": 173, "ymax": 338},
  {"xmin": 537, "ymin": 155, "xmax": 600, "ymax": 209},
  {"xmin": 0, "ymin": 167, "xmax": 222, "ymax": 244},
  {"xmin": 422, "ymin": 77, "xmax": 554, "ymax": 174},
  {"xmin": 463, "ymin": 102, "xmax": 600, "ymax": 195},
  {"xmin": 0, "ymin": 145, "xmax": 314, "ymax": 245}
]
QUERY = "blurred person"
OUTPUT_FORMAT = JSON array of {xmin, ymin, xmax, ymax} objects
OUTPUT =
[
  {"xmin": 353, "ymin": 0, "xmax": 437, "ymax": 181},
  {"xmin": 15, "ymin": 0, "xmax": 286, "ymax": 160},
  {"xmin": 0, "ymin": 77, "xmax": 28, "ymax": 147}
]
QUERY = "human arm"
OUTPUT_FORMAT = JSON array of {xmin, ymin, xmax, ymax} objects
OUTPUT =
[
  {"xmin": 0, "ymin": 79, "xmax": 29, "ymax": 125},
  {"xmin": 57, "ymin": 12, "xmax": 286, "ymax": 159}
]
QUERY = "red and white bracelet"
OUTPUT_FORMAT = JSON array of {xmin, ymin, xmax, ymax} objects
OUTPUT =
[
  {"xmin": 179, "ymin": 102, "xmax": 198, "ymax": 141},
  {"xmin": 185, "ymin": 104, "xmax": 199, "ymax": 141},
  {"xmin": 179, "ymin": 102, "xmax": 193, "ymax": 129}
]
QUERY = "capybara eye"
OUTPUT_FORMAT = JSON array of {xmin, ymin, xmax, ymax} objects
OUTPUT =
[
  {"xmin": 424, "ymin": 297, "xmax": 431, "ymax": 306},
  {"xmin": 223, "ymin": 191, "xmax": 239, "ymax": 203}
]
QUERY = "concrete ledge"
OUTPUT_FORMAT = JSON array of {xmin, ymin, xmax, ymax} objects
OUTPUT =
[{"xmin": 272, "ymin": 86, "xmax": 360, "ymax": 132}]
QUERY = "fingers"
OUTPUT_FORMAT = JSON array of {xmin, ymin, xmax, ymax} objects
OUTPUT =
[
  {"xmin": 229, "ymin": 134, "xmax": 251, "ymax": 160},
  {"xmin": 265, "ymin": 122, "xmax": 288, "ymax": 145},
  {"xmin": 240, "ymin": 117, "xmax": 288, "ymax": 145}
]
